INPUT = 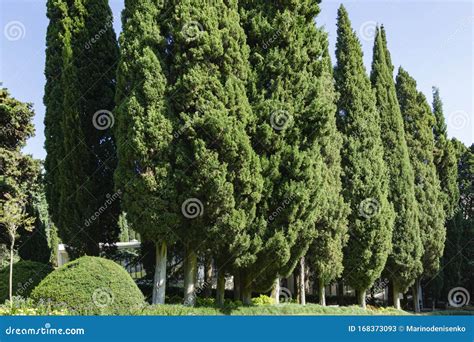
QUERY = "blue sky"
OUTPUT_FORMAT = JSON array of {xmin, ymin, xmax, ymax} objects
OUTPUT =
[{"xmin": 1, "ymin": 0, "xmax": 472, "ymax": 160}]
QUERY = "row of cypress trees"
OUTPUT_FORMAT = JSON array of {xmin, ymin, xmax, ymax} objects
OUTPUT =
[{"xmin": 43, "ymin": 0, "xmax": 459, "ymax": 309}]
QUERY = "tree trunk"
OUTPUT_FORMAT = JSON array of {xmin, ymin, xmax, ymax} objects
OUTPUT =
[
  {"xmin": 318, "ymin": 278, "xmax": 326, "ymax": 306},
  {"xmin": 299, "ymin": 257, "xmax": 306, "ymax": 305},
  {"xmin": 271, "ymin": 276, "xmax": 280, "ymax": 304},
  {"xmin": 152, "ymin": 240, "xmax": 167, "ymax": 304},
  {"xmin": 388, "ymin": 281, "xmax": 394, "ymax": 307},
  {"xmin": 216, "ymin": 270, "xmax": 225, "ymax": 306},
  {"xmin": 337, "ymin": 280, "xmax": 344, "ymax": 306},
  {"xmin": 357, "ymin": 288, "xmax": 367, "ymax": 309},
  {"xmin": 413, "ymin": 278, "xmax": 421, "ymax": 313},
  {"xmin": 183, "ymin": 246, "xmax": 197, "ymax": 306},
  {"xmin": 9, "ymin": 236, "xmax": 15, "ymax": 308},
  {"xmin": 241, "ymin": 273, "xmax": 252, "ymax": 305},
  {"xmin": 393, "ymin": 281, "xmax": 401, "ymax": 310},
  {"xmin": 203, "ymin": 257, "xmax": 213, "ymax": 298},
  {"xmin": 233, "ymin": 271, "xmax": 241, "ymax": 301}
]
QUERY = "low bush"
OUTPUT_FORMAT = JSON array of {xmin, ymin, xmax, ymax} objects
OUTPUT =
[
  {"xmin": 0, "ymin": 260, "xmax": 52, "ymax": 303},
  {"xmin": 30, "ymin": 256, "xmax": 145, "ymax": 314},
  {"xmin": 252, "ymin": 294, "xmax": 275, "ymax": 306}
]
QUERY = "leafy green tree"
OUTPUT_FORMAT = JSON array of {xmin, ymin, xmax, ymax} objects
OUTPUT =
[
  {"xmin": 0, "ymin": 88, "xmax": 45, "ymax": 257},
  {"xmin": 370, "ymin": 26, "xmax": 422, "ymax": 309},
  {"xmin": 167, "ymin": 0, "xmax": 263, "ymax": 306},
  {"xmin": 114, "ymin": 0, "xmax": 175, "ymax": 304},
  {"xmin": 396, "ymin": 67, "xmax": 446, "ymax": 312},
  {"xmin": 432, "ymin": 87, "xmax": 459, "ymax": 219},
  {"xmin": 334, "ymin": 5, "xmax": 394, "ymax": 308},
  {"xmin": 54, "ymin": 0, "xmax": 120, "ymax": 257},
  {"xmin": 240, "ymin": 0, "xmax": 344, "ymax": 304}
]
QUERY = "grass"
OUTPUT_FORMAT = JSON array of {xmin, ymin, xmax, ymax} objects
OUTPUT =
[{"xmin": 136, "ymin": 303, "xmax": 409, "ymax": 316}]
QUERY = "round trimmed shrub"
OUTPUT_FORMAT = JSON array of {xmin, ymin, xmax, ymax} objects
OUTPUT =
[
  {"xmin": 31, "ymin": 256, "xmax": 145, "ymax": 314},
  {"xmin": 0, "ymin": 260, "xmax": 53, "ymax": 303}
]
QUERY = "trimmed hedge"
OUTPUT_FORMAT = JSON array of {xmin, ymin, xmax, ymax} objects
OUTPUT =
[
  {"xmin": 0, "ymin": 260, "xmax": 53, "ymax": 303},
  {"xmin": 31, "ymin": 256, "xmax": 145, "ymax": 314}
]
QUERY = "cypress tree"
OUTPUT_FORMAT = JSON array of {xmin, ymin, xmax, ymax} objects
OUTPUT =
[
  {"xmin": 57, "ymin": 0, "xmax": 120, "ymax": 257},
  {"xmin": 43, "ymin": 0, "xmax": 68, "ymax": 227},
  {"xmin": 306, "ymin": 30, "xmax": 349, "ymax": 307},
  {"xmin": 432, "ymin": 87, "xmax": 459, "ymax": 219},
  {"xmin": 334, "ymin": 5, "xmax": 394, "ymax": 308},
  {"xmin": 239, "ymin": 0, "xmax": 340, "ymax": 303},
  {"xmin": 167, "ymin": 0, "xmax": 263, "ymax": 306},
  {"xmin": 396, "ymin": 67, "xmax": 446, "ymax": 312},
  {"xmin": 370, "ymin": 26, "xmax": 422, "ymax": 309},
  {"xmin": 114, "ymin": 0, "xmax": 175, "ymax": 304}
]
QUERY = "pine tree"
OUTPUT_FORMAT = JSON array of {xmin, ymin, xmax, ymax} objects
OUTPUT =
[
  {"xmin": 432, "ymin": 87, "xmax": 459, "ymax": 219},
  {"xmin": 239, "ymin": 0, "xmax": 343, "ymax": 303},
  {"xmin": 56, "ymin": 0, "xmax": 120, "ymax": 257},
  {"xmin": 166, "ymin": 0, "xmax": 263, "ymax": 306},
  {"xmin": 396, "ymin": 67, "xmax": 446, "ymax": 312},
  {"xmin": 370, "ymin": 26, "xmax": 422, "ymax": 309},
  {"xmin": 334, "ymin": 5, "xmax": 394, "ymax": 308},
  {"xmin": 114, "ymin": 0, "xmax": 175, "ymax": 304},
  {"xmin": 44, "ymin": 0, "xmax": 68, "ymax": 227}
]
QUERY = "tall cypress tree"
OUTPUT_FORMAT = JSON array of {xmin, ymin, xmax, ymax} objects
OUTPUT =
[
  {"xmin": 396, "ymin": 67, "xmax": 446, "ymax": 312},
  {"xmin": 334, "ymin": 5, "xmax": 394, "ymax": 308},
  {"xmin": 114, "ymin": 0, "xmax": 175, "ymax": 304},
  {"xmin": 432, "ymin": 87, "xmax": 459, "ymax": 219},
  {"xmin": 167, "ymin": 0, "xmax": 263, "ymax": 306},
  {"xmin": 44, "ymin": 0, "xmax": 68, "ymax": 227},
  {"xmin": 306, "ymin": 30, "xmax": 349, "ymax": 307},
  {"xmin": 239, "ymin": 0, "xmax": 340, "ymax": 304},
  {"xmin": 57, "ymin": 0, "xmax": 120, "ymax": 257},
  {"xmin": 370, "ymin": 26, "xmax": 422, "ymax": 309}
]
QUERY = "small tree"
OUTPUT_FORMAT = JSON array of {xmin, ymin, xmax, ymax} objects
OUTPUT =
[{"xmin": 0, "ymin": 194, "xmax": 34, "ymax": 307}]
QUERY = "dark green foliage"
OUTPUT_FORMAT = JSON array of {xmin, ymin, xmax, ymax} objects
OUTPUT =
[
  {"xmin": 48, "ymin": 0, "xmax": 120, "ymax": 256},
  {"xmin": 334, "ymin": 6, "xmax": 394, "ymax": 294},
  {"xmin": 440, "ymin": 141, "xmax": 473, "ymax": 298},
  {"xmin": 370, "ymin": 26, "xmax": 422, "ymax": 292},
  {"xmin": 43, "ymin": 0, "xmax": 68, "ymax": 227},
  {"xmin": 0, "ymin": 261, "xmax": 53, "ymax": 303},
  {"xmin": 166, "ymin": 0, "xmax": 263, "ymax": 274},
  {"xmin": 0, "ymin": 89, "xmax": 46, "ymax": 256},
  {"xmin": 114, "ymin": 0, "xmax": 176, "ymax": 246},
  {"xmin": 31, "ymin": 256, "xmax": 145, "ymax": 314},
  {"xmin": 396, "ymin": 68, "xmax": 446, "ymax": 277},
  {"xmin": 239, "ymin": 0, "xmax": 336, "ymax": 292},
  {"xmin": 432, "ymin": 87, "xmax": 459, "ymax": 219},
  {"xmin": 17, "ymin": 185, "xmax": 52, "ymax": 264},
  {"xmin": 0, "ymin": 88, "xmax": 35, "ymax": 150}
]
